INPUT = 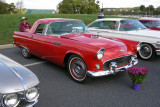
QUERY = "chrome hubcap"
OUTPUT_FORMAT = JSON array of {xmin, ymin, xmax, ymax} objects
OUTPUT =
[
  {"xmin": 71, "ymin": 59, "xmax": 86, "ymax": 79},
  {"xmin": 140, "ymin": 45, "xmax": 152, "ymax": 58},
  {"xmin": 22, "ymin": 48, "xmax": 28, "ymax": 57}
]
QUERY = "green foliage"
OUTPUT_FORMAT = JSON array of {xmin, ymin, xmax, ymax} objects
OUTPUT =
[
  {"xmin": 127, "ymin": 67, "xmax": 148, "ymax": 84},
  {"xmin": 0, "ymin": 1, "xmax": 16, "ymax": 14},
  {"xmin": 8, "ymin": 3, "xmax": 16, "ymax": 13},
  {"xmin": 0, "ymin": 1, "xmax": 9, "ymax": 14},
  {"xmin": 58, "ymin": 0, "xmax": 100, "ymax": 14},
  {"xmin": 140, "ymin": 5, "xmax": 145, "ymax": 12},
  {"xmin": 128, "ymin": 73, "xmax": 147, "ymax": 84}
]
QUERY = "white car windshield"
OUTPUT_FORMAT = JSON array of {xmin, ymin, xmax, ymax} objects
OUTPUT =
[
  {"xmin": 119, "ymin": 20, "xmax": 146, "ymax": 31},
  {"xmin": 46, "ymin": 21, "xmax": 89, "ymax": 36}
]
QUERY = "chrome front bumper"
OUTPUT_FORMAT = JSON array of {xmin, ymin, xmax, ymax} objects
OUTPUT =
[
  {"xmin": 87, "ymin": 58, "xmax": 138, "ymax": 77},
  {"xmin": 18, "ymin": 99, "xmax": 38, "ymax": 107}
]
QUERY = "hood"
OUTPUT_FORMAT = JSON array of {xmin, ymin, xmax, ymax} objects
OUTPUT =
[
  {"xmin": 0, "ymin": 54, "xmax": 39, "ymax": 94},
  {"xmin": 127, "ymin": 29, "xmax": 160, "ymax": 38},
  {"xmin": 61, "ymin": 33, "xmax": 126, "ymax": 49}
]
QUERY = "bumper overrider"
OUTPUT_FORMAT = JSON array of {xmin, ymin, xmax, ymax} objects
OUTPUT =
[
  {"xmin": 87, "ymin": 55, "xmax": 138, "ymax": 77},
  {"xmin": 155, "ymin": 41, "xmax": 160, "ymax": 55},
  {"xmin": 156, "ymin": 49, "xmax": 160, "ymax": 55}
]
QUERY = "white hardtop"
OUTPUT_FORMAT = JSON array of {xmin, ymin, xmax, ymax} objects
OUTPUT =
[
  {"xmin": 139, "ymin": 17, "xmax": 160, "ymax": 20},
  {"xmin": 95, "ymin": 18, "xmax": 131, "ymax": 22}
]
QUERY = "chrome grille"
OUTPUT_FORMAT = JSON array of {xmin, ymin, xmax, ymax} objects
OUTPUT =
[{"xmin": 103, "ymin": 55, "xmax": 132, "ymax": 70}]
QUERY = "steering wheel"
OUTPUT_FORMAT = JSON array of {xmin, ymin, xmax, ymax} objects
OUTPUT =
[{"xmin": 72, "ymin": 28, "xmax": 79, "ymax": 33}]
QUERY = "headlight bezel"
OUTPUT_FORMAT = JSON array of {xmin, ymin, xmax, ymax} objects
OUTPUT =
[
  {"xmin": 25, "ymin": 87, "xmax": 39, "ymax": 102},
  {"xmin": 96, "ymin": 48, "xmax": 105, "ymax": 60},
  {"xmin": 2, "ymin": 93, "xmax": 20, "ymax": 107}
]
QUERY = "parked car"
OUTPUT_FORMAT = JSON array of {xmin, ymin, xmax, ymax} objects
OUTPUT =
[
  {"xmin": 138, "ymin": 17, "xmax": 160, "ymax": 31},
  {"xmin": 0, "ymin": 54, "xmax": 39, "ymax": 107},
  {"xmin": 88, "ymin": 18, "xmax": 160, "ymax": 60},
  {"xmin": 13, "ymin": 18, "xmax": 139, "ymax": 83}
]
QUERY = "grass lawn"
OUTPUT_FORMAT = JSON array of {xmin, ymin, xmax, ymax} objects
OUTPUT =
[{"xmin": 0, "ymin": 14, "xmax": 134, "ymax": 45}]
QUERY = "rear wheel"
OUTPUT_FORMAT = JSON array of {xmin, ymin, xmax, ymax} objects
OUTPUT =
[
  {"xmin": 138, "ymin": 43, "xmax": 156, "ymax": 60},
  {"xmin": 21, "ymin": 47, "xmax": 31, "ymax": 59},
  {"xmin": 67, "ymin": 54, "xmax": 89, "ymax": 83}
]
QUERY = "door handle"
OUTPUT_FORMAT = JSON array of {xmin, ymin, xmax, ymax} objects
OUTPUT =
[{"xmin": 52, "ymin": 41, "xmax": 61, "ymax": 46}]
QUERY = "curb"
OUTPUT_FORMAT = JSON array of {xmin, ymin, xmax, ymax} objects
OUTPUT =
[{"xmin": 0, "ymin": 44, "xmax": 16, "ymax": 50}]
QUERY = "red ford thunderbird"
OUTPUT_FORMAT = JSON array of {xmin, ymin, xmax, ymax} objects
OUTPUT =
[{"xmin": 13, "ymin": 18, "xmax": 139, "ymax": 83}]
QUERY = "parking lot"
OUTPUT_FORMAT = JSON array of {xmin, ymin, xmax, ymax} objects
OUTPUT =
[{"xmin": 0, "ymin": 47, "xmax": 160, "ymax": 107}]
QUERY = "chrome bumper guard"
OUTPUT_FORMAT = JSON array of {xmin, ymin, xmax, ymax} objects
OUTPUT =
[
  {"xmin": 156, "ymin": 50, "xmax": 160, "ymax": 55},
  {"xmin": 87, "ymin": 56, "xmax": 138, "ymax": 77}
]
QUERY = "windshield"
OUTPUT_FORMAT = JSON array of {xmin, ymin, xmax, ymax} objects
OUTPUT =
[
  {"xmin": 154, "ymin": 21, "xmax": 160, "ymax": 27},
  {"xmin": 119, "ymin": 20, "xmax": 146, "ymax": 31},
  {"xmin": 46, "ymin": 21, "xmax": 89, "ymax": 36}
]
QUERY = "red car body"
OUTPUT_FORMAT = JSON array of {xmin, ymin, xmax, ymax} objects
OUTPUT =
[
  {"xmin": 138, "ymin": 18, "xmax": 160, "ymax": 31},
  {"xmin": 13, "ymin": 18, "xmax": 139, "ymax": 83}
]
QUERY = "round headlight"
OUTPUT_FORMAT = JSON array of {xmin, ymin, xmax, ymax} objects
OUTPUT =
[
  {"xmin": 26, "ymin": 87, "xmax": 39, "ymax": 102},
  {"xmin": 3, "ymin": 94, "xmax": 19, "ymax": 107},
  {"xmin": 97, "ymin": 48, "xmax": 105, "ymax": 60}
]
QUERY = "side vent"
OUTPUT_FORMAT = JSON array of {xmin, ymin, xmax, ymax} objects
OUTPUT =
[{"xmin": 91, "ymin": 35, "xmax": 99, "ymax": 38}]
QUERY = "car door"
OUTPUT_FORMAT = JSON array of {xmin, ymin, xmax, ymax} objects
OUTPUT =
[
  {"xmin": 29, "ymin": 23, "xmax": 49, "ymax": 58},
  {"xmin": 44, "ymin": 22, "xmax": 66, "ymax": 65}
]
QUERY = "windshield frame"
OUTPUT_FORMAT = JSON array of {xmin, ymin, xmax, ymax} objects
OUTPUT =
[{"xmin": 44, "ymin": 20, "xmax": 89, "ymax": 36}]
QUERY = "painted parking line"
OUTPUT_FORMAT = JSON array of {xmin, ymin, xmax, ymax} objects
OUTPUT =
[{"xmin": 23, "ymin": 61, "xmax": 47, "ymax": 67}]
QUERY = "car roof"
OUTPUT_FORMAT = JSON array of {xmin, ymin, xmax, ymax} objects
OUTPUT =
[
  {"xmin": 36, "ymin": 18, "xmax": 82, "ymax": 24},
  {"xmin": 139, "ymin": 17, "xmax": 160, "ymax": 21},
  {"xmin": 95, "ymin": 18, "xmax": 130, "ymax": 22}
]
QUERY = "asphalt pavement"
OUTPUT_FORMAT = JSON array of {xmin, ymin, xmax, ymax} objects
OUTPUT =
[{"xmin": 0, "ymin": 48, "xmax": 160, "ymax": 107}]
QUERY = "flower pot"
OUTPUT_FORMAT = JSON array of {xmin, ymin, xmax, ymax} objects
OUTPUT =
[{"xmin": 133, "ymin": 83, "xmax": 141, "ymax": 90}]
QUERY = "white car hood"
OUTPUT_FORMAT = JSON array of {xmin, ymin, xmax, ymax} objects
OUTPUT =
[{"xmin": 126, "ymin": 29, "xmax": 160, "ymax": 38}]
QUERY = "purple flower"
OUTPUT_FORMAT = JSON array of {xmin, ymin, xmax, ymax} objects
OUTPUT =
[{"xmin": 127, "ymin": 67, "xmax": 149, "ymax": 84}]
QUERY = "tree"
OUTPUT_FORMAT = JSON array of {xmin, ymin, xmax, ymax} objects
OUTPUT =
[
  {"xmin": 58, "ymin": 0, "xmax": 100, "ymax": 14},
  {"xmin": 140, "ymin": 5, "xmax": 145, "ymax": 12},
  {"xmin": 7, "ymin": 3, "xmax": 15, "ymax": 13},
  {"xmin": 146, "ymin": 5, "xmax": 155, "ymax": 15},
  {"xmin": 156, "ymin": 6, "xmax": 160, "ymax": 11},
  {"xmin": 16, "ymin": 0, "xmax": 24, "ymax": 12},
  {"xmin": 0, "ymin": 0, "xmax": 9, "ymax": 14}
]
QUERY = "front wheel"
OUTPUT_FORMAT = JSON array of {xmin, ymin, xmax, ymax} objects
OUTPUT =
[
  {"xmin": 67, "ymin": 54, "xmax": 89, "ymax": 83},
  {"xmin": 138, "ymin": 43, "xmax": 156, "ymax": 60}
]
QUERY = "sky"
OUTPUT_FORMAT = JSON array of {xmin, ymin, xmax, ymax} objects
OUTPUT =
[{"xmin": 5, "ymin": 0, "xmax": 160, "ymax": 10}]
